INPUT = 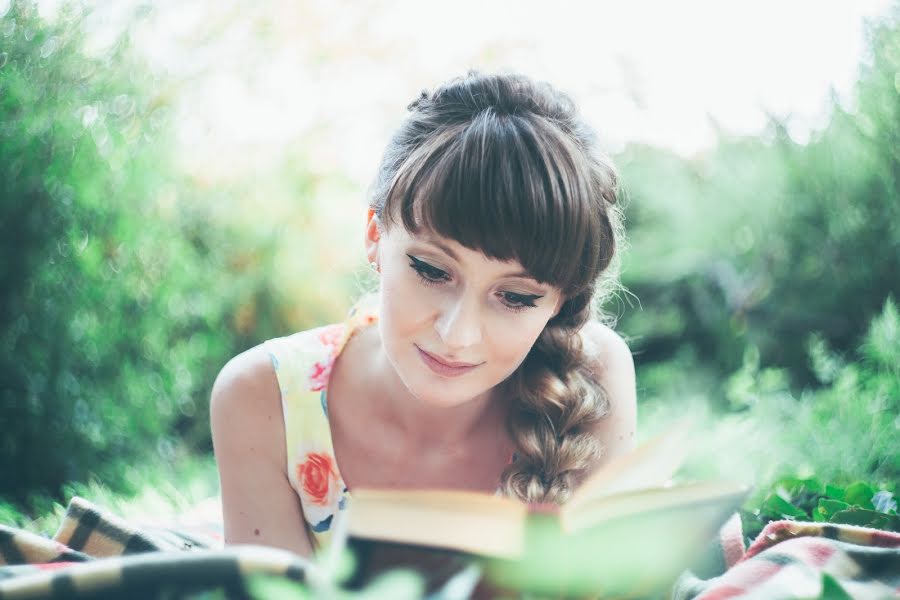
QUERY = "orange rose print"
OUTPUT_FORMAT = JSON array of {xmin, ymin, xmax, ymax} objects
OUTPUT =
[
  {"xmin": 298, "ymin": 452, "xmax": 337, "ymax": 505},
  {"xmin": 295, "ymin": 450, "xmax": 345, "ymax": 531}
]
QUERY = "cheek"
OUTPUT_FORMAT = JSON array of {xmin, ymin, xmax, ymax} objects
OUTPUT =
[
  {"xmin": 378, "ymin": 269, "xmax": 433, "ymax": 342},
  {"xmin": 484, "ymin": 315, "xmax": 547, "ymax": 377}
]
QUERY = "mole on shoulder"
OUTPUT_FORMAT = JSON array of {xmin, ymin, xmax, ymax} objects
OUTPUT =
[{"xmin": 254, "ymin": 528, "xmax": 260, "ymax": 536}]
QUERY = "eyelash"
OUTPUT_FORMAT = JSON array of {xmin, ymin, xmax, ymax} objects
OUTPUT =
[{"xmin": 406, "ymin": 255, "xmax": 542, "ymax": 313}]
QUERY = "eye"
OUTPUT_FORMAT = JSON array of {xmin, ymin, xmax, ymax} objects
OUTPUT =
[
  {"xmin": 407, "ymin": 255, "xmax": 450, "ymax": 285},
  {"xmin": 499, "ymin": 291, "xmax": 543, "ymax": 313}
]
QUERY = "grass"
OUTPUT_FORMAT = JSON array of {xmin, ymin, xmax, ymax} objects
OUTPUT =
[{"xmin": 0, "ymin": 447, "xmax": 220, "ymax": 537}]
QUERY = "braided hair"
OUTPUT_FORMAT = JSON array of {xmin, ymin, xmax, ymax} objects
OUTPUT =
[{"xmin": 368, "ymin": 70, "xmax": 623, "ymax": 503}]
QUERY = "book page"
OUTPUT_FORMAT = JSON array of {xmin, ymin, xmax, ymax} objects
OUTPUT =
[
  {"xmin": 347, "ymin": 488, "xmax": 529, "ymax": 558},
  {"xmin": 564, "ymin": 417, "xmax": 694, "ymax": 512},
  {"xmin": 562, "ymin": 480, "xmax": 749, "ymax": 532},
  {"xmin": 488, "ymin": 480, "xmax": 750, "ymax": 598}
]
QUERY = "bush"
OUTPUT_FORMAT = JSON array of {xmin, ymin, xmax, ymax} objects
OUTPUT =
[
  {"xmin": 754, "ymin": 297, "xmax": 900, "ymax": 485},
  {"xmin": 617, "ymin": 8, "xmax": 900, "ymax": 387},
  {"xmin": 0, "ymin": 1, "xmax": 287, "ymax": 504},
  {"xmin": 662, "ymin": 298, "xmax": 900, "ymax": 497},
  {"xmin": 736, "ymin": 299, "xmax": 899, "ymax": 539}
]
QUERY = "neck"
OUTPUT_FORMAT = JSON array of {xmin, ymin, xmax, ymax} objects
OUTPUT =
[{"xmin": 358, "ymin": 325, "xmax": 510, "ymax": 451}]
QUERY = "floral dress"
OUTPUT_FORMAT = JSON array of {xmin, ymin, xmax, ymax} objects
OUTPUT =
[{"xmin": 263, "ymin": 305, "xmax": 378, "ymax": 551}]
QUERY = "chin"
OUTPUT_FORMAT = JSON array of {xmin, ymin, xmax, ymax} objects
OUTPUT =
[
  {"xmin": 399, "ymin": 366, "xmax": 488, "ymax": 407},
  {"xmin": 406, "ymin": 381, "xmax": 474, "ymax": 408}
]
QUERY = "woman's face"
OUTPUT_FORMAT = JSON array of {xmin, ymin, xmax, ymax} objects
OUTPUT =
[{"xmin": 366, "ymin": 217, "xmax": 564, "ymax": 408}]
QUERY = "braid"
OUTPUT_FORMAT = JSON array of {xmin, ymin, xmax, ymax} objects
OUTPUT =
[{"xmin": 500, "ymin": 291, "xmax": 611, "ymax": 504}]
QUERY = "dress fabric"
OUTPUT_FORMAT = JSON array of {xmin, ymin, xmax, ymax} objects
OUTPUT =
[{"xmin": 263, "ymin": 305, "xmax": 378, "ymax": 550}]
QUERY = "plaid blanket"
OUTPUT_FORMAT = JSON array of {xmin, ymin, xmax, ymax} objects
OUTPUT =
[
  {"xmin": 0, "ymin": 497, "xmax": 311, "ymax": 599},
  {"xmin": 673, "ymin": 520, "xmax": 900, "ymax": 599},
  {"xmin": 2, "ymin": 497, "xmax": 898, "ymax": 599}
]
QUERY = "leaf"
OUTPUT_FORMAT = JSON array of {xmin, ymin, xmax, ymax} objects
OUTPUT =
[
  {"xmin": 824, "ymin": 484, "xmax": 845, "ymax": 501},
  {"xmin": 433, "ymin": 564, "xmax": 483, "ymax": 600},
  {"xmin": 830, "ymin": 508, "xmax": 900, "ymax": 531},
  {"xmin": 761, "ymin": 493, "xmax": 808, "ymax": 519},
  {"xmin": 776, "ymin": 477, "xmax": 825, "ymax": 499},
  {"xmin": 872, "ymin": 490, "xmax": 897, "ymax": 514},
  {"xmin": 843, "ymin": 482, "xmax": 875, "ymax": 509},
  {"xmin": 246, "ymin": 574, "xmax": 309, "ymax": 600},
  {"xmin": 816, "ymin": 499, "xmax": 851, "ymax": 521},
  {"xmin": 817, "ymin": 573, "xmax": 853, "ymax": 600},
  {"xmin": 356, "ymin": 569, "xmax": 426, "ymax": 600},
  {"xmin": 862, "ymin": 297, "xmax": 900, "ymax": 369},
  {"xmin": 813, "ymin": 506, "xmax": 828, "ymax": 522}
]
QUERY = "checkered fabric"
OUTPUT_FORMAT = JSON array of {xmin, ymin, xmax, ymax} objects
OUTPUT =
[
  {"xmin": 3, "ymin": 497, "xmax": 898, "ymax": 599},
  {"xmin": 0, "ymin": 497, "xmax": 310, "ymax": 599},
  {"xmin": 672, "ymin": 520, "xmax": 900, "ymax": 600}
]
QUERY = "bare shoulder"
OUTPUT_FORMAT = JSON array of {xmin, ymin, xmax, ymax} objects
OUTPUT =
[
  {"xmin": 210, "ymin": 342, "xmax": 314, "ymax": 555},
  {"xmin": 212, "ymin": 344, "xmax": 278, "ymax": 398},
  {"xmin": 578, "ymin": 321, "xmax": 638, "ymax": 465},
  {"xmin": 579, "ymin": 320, "xmax": 634, "ymax": 380},
  {"xmin": 210, "ymin": 343, "xmax": 284, "ymax": 468}
]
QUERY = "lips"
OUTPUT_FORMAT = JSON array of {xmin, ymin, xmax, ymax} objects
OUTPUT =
[{"xmin": 415, "ymin": 345, "xmax": 481, "ymax": 378}]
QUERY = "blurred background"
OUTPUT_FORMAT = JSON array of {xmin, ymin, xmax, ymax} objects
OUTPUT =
[{"xmin": 1, "ymin": 0, "xmax": 897, "ymax": 535}]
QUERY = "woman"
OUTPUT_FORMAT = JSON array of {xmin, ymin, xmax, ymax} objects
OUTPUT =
[{"xmin": 210, "ymin": 70, "xmax": 637, "ymax": 558}]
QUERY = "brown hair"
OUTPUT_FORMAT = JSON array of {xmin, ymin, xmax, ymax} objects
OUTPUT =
[{"xmin": 369, "ymin": 70, "xmax": 623, "ymax": 503}]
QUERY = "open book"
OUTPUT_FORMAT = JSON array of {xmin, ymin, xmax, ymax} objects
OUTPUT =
[{"xmin": 345, "ymin": 420, "xmax": 751, "ymax": 597}]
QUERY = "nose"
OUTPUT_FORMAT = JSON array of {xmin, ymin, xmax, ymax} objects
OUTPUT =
[{"xmin": 434, "ymin": 295, "xmax": 483, "ymax": 351}]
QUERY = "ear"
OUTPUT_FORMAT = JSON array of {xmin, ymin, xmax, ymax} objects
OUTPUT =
[
  {"xmin": 552, "ymin": 295, "xmax": 566, "ymax": 319},
  {"xmin": 365, "ymin": 208, "xmax": 381, "ymax": 267}
]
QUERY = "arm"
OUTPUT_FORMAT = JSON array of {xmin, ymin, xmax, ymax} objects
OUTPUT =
[
  {"xmin": 580, "ymin": 320, "xmax": 638, "ymax": 471},
  {"xmin": 210, "ymin": 344, "xmax": 314, "ymax": 557}
]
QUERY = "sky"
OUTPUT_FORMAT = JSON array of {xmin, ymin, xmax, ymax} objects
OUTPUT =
[
  {"xmin": 31, "ymin": 0, "xmax": 897, "ymax": 183},
  {"xmin": 360, "ymin": 0, "xmax": 893, "ymax": 154}
]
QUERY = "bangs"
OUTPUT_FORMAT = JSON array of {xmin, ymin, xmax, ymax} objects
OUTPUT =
[{"xmin": 381, "ymin": 111, "xmax": 606, "ymax": 296}]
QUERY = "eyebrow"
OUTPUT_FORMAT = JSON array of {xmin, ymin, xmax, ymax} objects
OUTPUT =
[{"xmin": 422, "ymin": 238, "xmax": 536, "ymax": 281}]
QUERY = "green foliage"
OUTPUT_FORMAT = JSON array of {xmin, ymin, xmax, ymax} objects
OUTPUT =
[
  {"xmin": 652, "ymin": 297, "xmax": 900, "ymax": 548},
  {"xmin": 648, "ymin": 298, "xmax": 899, "ymax": 545},
  {"xmin": 0, "ymin": 1, "xmax": 291, "ymax": 504},
  {"xmin": 618, "ymin": 8, "xmax": 900, "ymax": 388},
  {"xmin": 246, "ymin": 575, "xmax": 308, "ymax": 599},
  {"xmin": 684, "ymin": 297, "xmax": 895, "ymax": 490},
  {"xmin": 619, "ymin": 16, "xmax": 900, "ymax": 567},
  {"xmin": 759, "ymin": 299, "xmax": 898, "ymax": 485},
  {"xmin": 741, "ymin": 475, "xmax": 899, "ymax": 543},
  {"xmin": 246, "ymin": 545, "xmax": 427, "ymax": 600},
  {"xmin": 815, "ymin": 573, "xmax": 854, "ymax": 600},
  {"xmin": 247, "ymin": 569, "xmax": 427, "ymax": 600}
]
